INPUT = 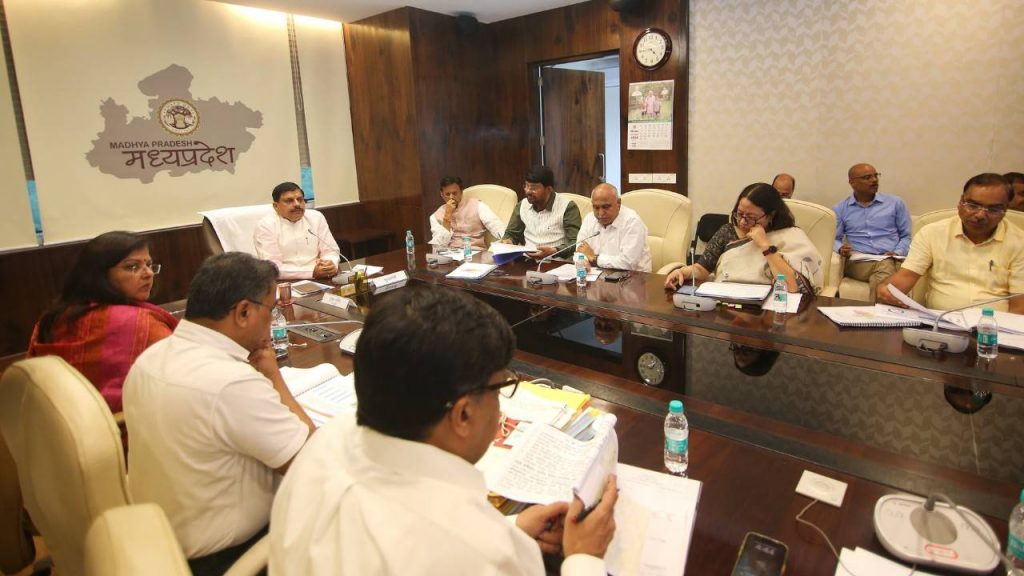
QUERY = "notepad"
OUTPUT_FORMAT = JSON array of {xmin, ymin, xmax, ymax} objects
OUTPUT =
[
  {"xmin": 489, "ymin": 243, "xmax": 537, "ymax": 265},
  {"xmin": 818, "ymin": 305, "xmax": 922, "ymax": 328},
  {"xmin": 847, "ymin": 251, "xmax": 907, "ymax": 263},
  {"xmin": 280, "ymin": 364, "xmax": 357, "ymax": 427}
]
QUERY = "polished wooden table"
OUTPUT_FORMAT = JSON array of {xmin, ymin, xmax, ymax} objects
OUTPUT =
[{"xmin": 281, "ymin": 271, "xmax": 1015, "ymax": 576}]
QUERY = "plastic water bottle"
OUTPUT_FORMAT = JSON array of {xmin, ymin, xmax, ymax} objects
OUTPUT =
[
  {"xmin": 976, "ymin": 308, "xmax": 998, "ymax": 359},
  {"xmin": 771, "ymin": 274, "xmax": 788, "ymax": 322},
  {"xmin": 574, "ymin": 252, "xmax": 587, "ymax": 287},
  {"xmin": 463, "ymin": 235, "xmax": 472, "ymax": 262},
  {"xmin": 664, "ymin": 400, "xmax": 689, "ymax": 476},
  {"xmin": 271, "ymin": 308, "xmax": 289, "ymax": 357},
  {"xmin": 1009, "ymin": 489, "xmax": 1024, "ymax": 572},
  {"xmin": 405, "ymin": 230, "xmax": 415, "ymax": 256}
]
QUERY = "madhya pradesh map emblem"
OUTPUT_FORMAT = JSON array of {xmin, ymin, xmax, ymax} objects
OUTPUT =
[
  {"xmin": 86, "ymin": 64, "xmax": 262, "ymax": 183},
  {"xmin": 159, "ymin": 99, "xmax": 199, "ymax": 136}
]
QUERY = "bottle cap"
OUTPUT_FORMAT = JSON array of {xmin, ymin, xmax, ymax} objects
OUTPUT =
[
  {"xmin": 1019, "ymin": 488, "xmax": 1023, "ymax": 505},
  {"xmin": 982, "ymin": 308, "xmax": 994, "ymax": 316},
  {"xmin": 776, "ymin": 274, "xmax": 785, "ymax": 281},
  {"xmin": 669, "ymin": 399, "xmax": 683, "ymax": 413}
]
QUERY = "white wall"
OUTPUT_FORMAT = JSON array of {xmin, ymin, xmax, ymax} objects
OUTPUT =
[
  {"xmin": 0, "ymin": 0, "xmax": 359, "ymax": 248},
  {"xmin": 688, "ymin": 0, "xmax": 1024, "ymax": 221}
]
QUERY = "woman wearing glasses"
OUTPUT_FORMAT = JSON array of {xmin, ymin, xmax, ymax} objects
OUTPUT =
[
  {"xmin": 664, "ymin": 183, "xmax": 822, "ymax": 294},
  {"xmin": 28, "ymin": 231, "xmax": 178, "ymax": 413}
]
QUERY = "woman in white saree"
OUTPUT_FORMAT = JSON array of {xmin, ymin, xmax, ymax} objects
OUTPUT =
[{"xmin": 664, "ymin": 183, "xmax": 823, "ymax": 294}]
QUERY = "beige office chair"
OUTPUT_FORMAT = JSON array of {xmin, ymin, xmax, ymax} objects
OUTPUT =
[
  {"xmin": 462, "ymin": 184, "xmax": 518, "ymax": 225},
  {"xmin": 0, "ymin": 436, "xmax": 35, "ymax": 575},
  {"xmin": 85, "ymin": 504, "xmax": 190, "ymax": 576},
  {"xmin": 0, "ymin": 357, "xmax": 130, "ymax": 576},
  {"xmin": 560, "ymin": 192, "xmax": 593, "ymax": 222},
  {"xmin": 84, "ymin": 503, "xmax": 268, "ymax": 576},
  {"xmin": 784, "ymin": 199, "xmax": 838, "ymax": 296},
  {"xmin": 198, "ymin": 204, "xmax": 274, "ymax": 256},
  {"xmin": 621, "ymin": 188, "xmax": 692, "ymax": 273}
]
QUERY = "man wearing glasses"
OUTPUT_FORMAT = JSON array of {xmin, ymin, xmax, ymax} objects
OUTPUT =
[
  {"xmin": 501, "ymin": 165, "xmax": 582, "ymax": 260},
  {"xmin": 878, "ymin": 173, "xmax": 1024, "ymax": 313},
  {"xmin": 270, "ymin": 285, "xmax": 617, "ymax": 575},
  {"xmin": 833, "ymin": 163, "xmax": 913, "ymax": 302},
  {"xmin": 125, "ymin": 253, "xmax": 315, "ymax": 574}
]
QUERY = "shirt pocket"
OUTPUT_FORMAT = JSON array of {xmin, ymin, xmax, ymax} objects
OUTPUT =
[{"xmin": 986, "ymin": 261, "xmax": 1010, "ymax": 292}]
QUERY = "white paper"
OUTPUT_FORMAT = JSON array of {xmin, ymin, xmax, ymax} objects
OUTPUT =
[
  {"xmin": 446, "ymin": 262, "xmax": 497, "ymax": 279},
  {"xmin": 695, "ymin": 281, "xmax": 772, "ymax": 301},
  {"xmin": 545, "ymin": 263, "xmax": 602, "ymax": 283},
  {"xmin": 847, "ymin": 251, "xmax": 907, "ymax": 263},
  {"xmin": 490, "ymin": 243, "xmax": 537, "ymax": 256},
  {"xmin": 885, "ymin": 287, "xmax": 970, "ymax": 331},
  {"xmin": 960, "ymin": 309, "xmax": 1024, "ymax": 335},
  {"xmin": 604, "ymin": 463, "xmax": 702, "ymax": 576},
  {"xmin": 488, "ymin": 422, "xmax": 617, "ymax": 507},
  {"xmin": 279, "ymin": 364, "xmax": 356, "ymax": 427},
  {"xmin": 369, "ymin": 270, "xmax": 408, "ymax": 289},
  {"xmin": 351, "ymin": 264, "xmax": 383, "ymax": 276},
  {"xmin": 835, "ymin": 547, "xmax": 938, "ymax": 576}
]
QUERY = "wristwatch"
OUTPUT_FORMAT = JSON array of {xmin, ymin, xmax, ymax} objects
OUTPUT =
[{"xmin": 762, "ymin": 245, "xmax": 778, "ymax": 256}]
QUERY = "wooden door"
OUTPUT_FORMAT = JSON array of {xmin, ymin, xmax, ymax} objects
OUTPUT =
[{"xmin": 541, "ymin": 68, "xmax": 606, "ymax": 196}]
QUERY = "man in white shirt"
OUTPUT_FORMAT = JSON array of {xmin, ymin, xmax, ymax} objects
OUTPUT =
[
  {"xmin": 501, "ymin": 165, "xmax": 582, "ymax": 259},
  {"xmin": 270, "ymin": 286, "xmax": 617, "ymax": 576},
  {"xmin": 428, "ymin": 175, "xmax": 506, "ymax": 250},
  {"xmin": 253, "ymin": 182, "xmax": 341, "ymax": 279},
  {"xmin": 577, "ymin": 183, "xmax": 652, "ymax": 272},
  {"xmin": 125, "ymin": 253, "xmax": 315, "ymax": 575}
]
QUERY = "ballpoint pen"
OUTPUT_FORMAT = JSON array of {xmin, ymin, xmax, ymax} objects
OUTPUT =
[{"xmin": 573, "ymin": 489, "xmax": 599, "ymax": 523}]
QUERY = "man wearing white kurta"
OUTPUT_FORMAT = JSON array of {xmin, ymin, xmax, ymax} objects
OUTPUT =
[
  {"xmin": 125, "ymin": 254, "xmax": 314, "ymax": 574},
  {"xmin": 254, "ymin": 181, "xmax": 341, "ymax": 280},
  {"xmin": 429, "ymin": 176, "xmax": 506, "ymax": 250},
  {"xmin": 270, "ymin": 286, "xmax": 617, "ymax": 575},
  {"xmin": 577, "ymin": 183, "xmax": 652, "ymax": 272}
]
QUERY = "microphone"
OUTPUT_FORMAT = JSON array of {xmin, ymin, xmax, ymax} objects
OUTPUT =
[
  {"xmin": 305, "ymin": 227, "xmax": 353, "ymax": 284},
  {"xmin": 526, "ymin": 230, "xmax": 601, "ymax": 285},
  {"xmin": 902, "ymin": 293, "xmax": 1020, "ymax": 354},
  {"xmin": 672, "ymin": 247, "xmax": 716, "ymax": 311}
]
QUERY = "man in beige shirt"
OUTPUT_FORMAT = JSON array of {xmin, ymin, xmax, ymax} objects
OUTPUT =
[{"xmin": 878, "ymin": 173, "xmax": 1024, "ymax": 313}]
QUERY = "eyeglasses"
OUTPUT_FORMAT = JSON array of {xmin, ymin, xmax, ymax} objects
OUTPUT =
[
  {"xmin": 960, "ymin": 200, "xmax": 1006, "ymax": 216},
  {"xmin": 733, "ymin": 210, "xmax": 766, "ymax": 225},
  {"xmin": 119, "ymin": 262, "xmax": 161, "ymax": 275},
  {"xmin": 851, "ymin": 172, "xmax": 881, "ymax": 181},
  {"xmin": 444, "ymin": 369, "xmax": 520, "ymax": 410},
  {"xmin": 523, "ymin": 182, "xmax": 544, "ymax": 192}
]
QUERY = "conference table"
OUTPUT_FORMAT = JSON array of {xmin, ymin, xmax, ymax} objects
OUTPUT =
[{"xmin": 280, "ymin": 247, "xmax": 1020, "ymax": 575}]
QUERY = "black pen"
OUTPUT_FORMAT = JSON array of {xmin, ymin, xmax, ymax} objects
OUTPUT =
[
  {"xmin": 989, "ymin": 260, "xmax": 994, "ymax": 272},
  {"xmin": 573, "ymin": 489, "xmax": 599, "ymax": 523}
]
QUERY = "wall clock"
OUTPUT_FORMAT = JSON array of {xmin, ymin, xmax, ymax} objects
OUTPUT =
[{"xmin": 633, "ymin": 28, "xmax": 672, "ymax": 70}]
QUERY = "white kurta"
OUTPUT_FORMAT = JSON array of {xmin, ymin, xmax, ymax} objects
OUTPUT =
[
  {"xmin": 124, "ymin": 320, "xmax": 308, "ymax": 558},
  {"xmin": 253, "ymin": 209, "xmax": 341, "ymax": 279},
  {"xmin": 270, "ymin": 414, "xmax": 605, "ymax": 576},
  {"xmin": 577, "ymin": 206, "xmax": 652, "ymax": 272},
  {"xmin": 429, "ymin": 197, "xmax": 506, "ymax": 249}
]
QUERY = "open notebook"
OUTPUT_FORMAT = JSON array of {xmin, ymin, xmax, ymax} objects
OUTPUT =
[{"xmin": 279, "ymin": 364, "xmax": 357, "ymax": 427}]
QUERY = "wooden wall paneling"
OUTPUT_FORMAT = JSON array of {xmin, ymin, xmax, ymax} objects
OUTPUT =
[
  {"xmin": 343, "ymin": 10, "xmax": 424, "ymax": 215},
  {"xmin": 618, "ymin": 0, "xmax": 688, "ymax": 194}
]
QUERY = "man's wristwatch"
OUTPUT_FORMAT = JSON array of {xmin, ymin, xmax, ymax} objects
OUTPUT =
[{"xmin": 762, "ymin": 245, "xmax": 778, "ymax": 256}]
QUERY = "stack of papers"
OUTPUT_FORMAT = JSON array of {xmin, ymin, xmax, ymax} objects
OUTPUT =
[
  {"xmin": 351, "ymin": 264, "xmax": 383, "ymax": 276},
  {"xmin": 695, "ymin": 281, "xmax": 772, "ymax": 304},
  {"xmin": 489, "ymin": 243, "xmax": 536, "ymax": 265},
  {"xmin": 847, "ymin": 251, "xmax": 907, "ymax": 263}
]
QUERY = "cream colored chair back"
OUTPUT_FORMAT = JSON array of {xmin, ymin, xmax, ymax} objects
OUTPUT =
[
  {"xmin": 199, "ymin": 204, "xmax": 274, "ymax": 256},
  {"xmin": 462, "ymin": 184, "xmax": 518, "ymax": 226},
  {"xmin": 0, "ymin": 357, "xmax": 130, "ymax": 576},
  {"xmin": 621, "ymin": 188, "xmax": 692, "ymax": 273},
  {"xmin": 1002, "ymin": 210, "xmax": 1024, "ymax": 230},
  {"xmin": 85, "ymin": 504, "xmax": 190, "ymax": 576},
  {"xmin": 784, "ymin": 199, "xmax": 838, "ymax": 296},
  {"xmin": 912, "ymin": 208, "xmax": 956, "ymax": 235},
  {"xmin": 0, "ymin": 436, "xmax": 34, "ymax": 575},
  {"xmin": 559, "ymin": 192, "xmax": 593, "ymax": 221}
]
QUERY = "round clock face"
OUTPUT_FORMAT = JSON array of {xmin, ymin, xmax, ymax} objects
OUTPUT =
[
  {"xmin": 637, "ymin": 351, "xmax": 666, "ymax": 387},
  {"xmin": 634, "ymin": 29, "xmax": 671, "ymax": 70}
]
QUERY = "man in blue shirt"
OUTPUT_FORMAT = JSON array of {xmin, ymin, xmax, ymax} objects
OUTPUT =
[{"xmin": 833, "ymin": 163, "xmax": 912, "ymax": 301}]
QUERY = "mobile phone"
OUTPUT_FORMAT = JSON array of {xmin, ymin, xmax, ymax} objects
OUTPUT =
[
  {"xmin": 731, "ymin": 532, "xmax": 788, "ymax": 576},
  {"xmin": 674, "ymin": 284, "xmax": 695, "ymax": 295},
  {"xmin": 603, "ymin": 271, "xmax": 628, "ymax": 282}
]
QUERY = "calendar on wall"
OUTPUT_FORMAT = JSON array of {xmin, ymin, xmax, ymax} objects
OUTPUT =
[{"xmin": 626, "ymin": 80, "xmax": 674, "ymax": 150}]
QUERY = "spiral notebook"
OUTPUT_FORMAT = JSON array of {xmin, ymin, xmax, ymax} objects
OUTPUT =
[{"xmin": 818, "ymin": 305, "xmax": 921, "ymax": 328}]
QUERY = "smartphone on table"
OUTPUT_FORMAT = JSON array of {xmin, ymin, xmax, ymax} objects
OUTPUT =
[{"xmin": 731, "ymin": 532, "xmax": 788, "ymax": 576}]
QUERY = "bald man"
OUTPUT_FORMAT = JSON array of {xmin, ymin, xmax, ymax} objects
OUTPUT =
[
  {"xmin": 833, "ymin": 163, "xmax": 912, "ymax": 301},
  {"xmin": 772, "ymin": 173, "xmax": 795, "ymax": 199},
  {"xmin": 576, "ymin": 184, "xmax": 652, "ymax": 272}
]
